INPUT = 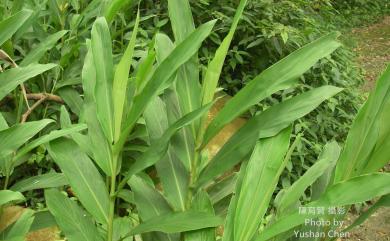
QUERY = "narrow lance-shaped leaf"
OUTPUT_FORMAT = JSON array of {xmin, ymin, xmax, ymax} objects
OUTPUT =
[
  {"xmin": 275, "ymin": 141, "xmax": 341, "ymax": 214},
  {"xmin": 197, "ymin": 86, "xmax": 343, "ymax": 186},
  {"xmin": 113, "ymin": 10, "xmax": 140, "ymax": 142},
  {"xmin": 127, "ymin": 211, "xmax": 223, "ymax": 236},
  {"xmin": 10, "ymin": 173, "xmax": 68, "ymax": 192},
  {"xmin": 104, "ymin": 0, "xmax": 133, "ymax": 23},
  {"xmin": 45, "ymin": 189, "xmax": 104, "ymax": 241},
  {"xmin": 0, "ymin": 119, "xmax": 53, "ymax": 157},
  {"xmin": 168, "ymin": 0, "xmax": 201, "ymax": 133},
  {"xmin": 0, "ymin": 9, "xmax": 32, "ymax": 46},
  {"xmin": 20, "ymin": 30, "xmax": 68, "ymax": 66},
  {"xmin": 0, "ymin": 64, "xmax": 56, "ymax": 100},
  {"xmin": 184, "ymin": 191, "xmax": 216, "ymax": 241},
  {"xmin": 1, "ymin": 209, "xmax": 34, "ymax": 240},
  {"xmin": 91, "ymin": 17, "xmax": 115, "ymax": 143},
  {"xmin": 116, "ymin": 19, "xmax": 216, "ymax": 152},
  {"xmin": 234, "ymin": 127, "xmax": 292, "ymax": 241},
  {"xmin": 255, "ymin": 173, "xmax": 390, "ymax": 241},
  {"xmin": 81, "ymin": 40, "xmax": 113, "ymax": 175},
  {"xmin": 334, "ymin": 65, "xmax": 390, "ymax": 182},
  {"xmin": 202, "ymin": 32, "xmax": 341, "ymax": 146},
  {"xmin": 118, "ymin": 102, "xmax": 213, "ymax": 188},
  {"xmin": 47, "ymin": 138, "xmax": 110, "ymax": 225},
  {"xmin": 128, "ymin": 175, "xmax": 178, "ymax": 241},
  {"xmin": 13, "ymin": 124, "xmax": 87, "ymax": 162},
  {"xmin": 144, "ymin": 96, "xmax": 189, "ymax": 211},
  {"xmin": 201, "ymin": 0, "xmax": 248, "ymax": 106}
]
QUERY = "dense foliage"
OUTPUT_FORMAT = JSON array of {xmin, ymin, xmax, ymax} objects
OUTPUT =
[{"xmin": 0, "ymin": 1, "xmax": 389, "ymax": 241}]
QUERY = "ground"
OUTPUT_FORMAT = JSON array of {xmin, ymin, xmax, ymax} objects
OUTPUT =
[
  {"xmin": 345, "ymin": 16, "xmax": 390, "ymax": 241},
  {"xmin": 349, "ymin": 16, "xmax": 390, "ymax": 91}
]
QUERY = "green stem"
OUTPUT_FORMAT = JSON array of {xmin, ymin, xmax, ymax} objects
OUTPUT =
[
  {"xmin": 3, "ymin": 174, "xmax": 9, "ymax": 190},
  {"xmin": 107, "ymin": 154, "xmax": 118, "ymax": 241}
]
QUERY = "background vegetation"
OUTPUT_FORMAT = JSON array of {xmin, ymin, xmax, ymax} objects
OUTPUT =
[{"xmin": 0, "ymin": 0, "xmax": 389, "ymax": 240}]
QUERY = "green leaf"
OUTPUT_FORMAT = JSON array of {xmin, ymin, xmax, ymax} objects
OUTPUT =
[
  {"xmin": 275, "ymin": 141, "xmax": 341, "ymax": 214},
  {"xmin": 47, "ymin": 138, "xmax": 110, "ymax": 225},
  {"xmin": 0, "ymin": 113, "xmax": 8, "ymax": 131},
  {"xmin": 57, "ymin": 87, "xmax": 83, "ymax": 116},
  {"xmin": 118, "ymin": 20, "xmax": 217, "ymax": 151},
  {"xmin": 113, "ymin": 10, "xmax": 139, "ymax": 142},
  {"xmin": 91, "ymin": 17, "xmax": 115, "ymax": 143},
  {"xmin": 233, "ymin": 127, "xmax": 292, "ymax": 241},
  {"xmin": 13, "ymin": 124, "xmax": 87, "ymax": 162},
  {"xmin": 20, "ymin": 30, "xmax": 67, "ymax": 66},
  {"xmin": 0, "ymin": 209, "xmax": 34, "ymax": 240},
  {"xmin": 104, "ymin": 0, "xmax": 133, "ymax": 23},
  {"xmin": 128, "ymin": 175, "xmax": 177, "ymax": 241},
  {"xmin": 185, "ymin": 191, "xmax": 216, "ymax": 241},
  {"xmin": 202, "ymin": 33, "xmax": 341, "ymax": 146},
  {"xmin": 201, "ymin": 0, "xmax": 248, "ymax": 106},
  {"xmin": 0, "ymin": 9, "xmax": 32, "ymax": 46},
  {"xmin": 10, "ymin": 173, "xmax": 68, "ymax": 192},
  {"xmin": 0, "ymin": 119, "xmax": 53, "ymax": 158},
  {"xmin": 256, "ymin": 173, "xmax": 390, "ymax": 241},
  {"xmin": 334, "ymin": 65, "xmax": 390, "ymax": 182},
  {"xmin": 168, "ymin": 0, "xmax": 201, "ymax": 134},
  {"xmin": 144, "ymin": 96, "xmax": 189, "ymax": 211},
  {"xmin": 0, "ymin": 64, "xmax": 56, "ymax": 100},
  {"xmin": 128, "ymin": 211, "xmax": 223, "ymax": 235},
  {"xmin": 81, "ymin": 40, "xmax": 113, "ymax": 175},
  {"xmin": 45, "ymin": 189, "xmax": 103, "ymax": 241},
  {"xmin": 197, "ymin": 86, "xmax": 342, "ymax": 186},
  {"xmin": 155, "ymin": 34, "xmax": 193, "ymax": 171},
  {"xmin": 120, "ymin": 102, "xmax": 213, "ymax": 187},
  {"xmin": 0, "ymin": 190, "xmax": 25, "ymax": 206}
]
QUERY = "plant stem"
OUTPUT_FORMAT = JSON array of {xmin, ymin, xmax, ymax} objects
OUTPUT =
[
  {"xmin": 107, "ymin": 154, "xmax": 118, "ymax": 241},
  {"xmin": 3, "ymin": 174, "xmax": 9, "ymax": 190}
]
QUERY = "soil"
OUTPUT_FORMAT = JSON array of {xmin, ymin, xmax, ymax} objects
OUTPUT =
[
  {"xmin": 349, "ymin": 16, "xmax": 390, "ymax": 91},
  {"xmin": 344, "ymin": 15, "xmax": 390, "ymax": 241}
]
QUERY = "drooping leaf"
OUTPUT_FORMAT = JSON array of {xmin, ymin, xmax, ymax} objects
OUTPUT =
[
  {"xmin": 0, "ymin": 64, "xmax": 56, "ymax": 100},
  {"xmin": 13, "ymin": 124, "xmax": 87, "ymax": 162},
  {"xmin": 47, "ymin": 138, "xmax": 110, "ymax": 225},
  {"xmin": 275, "ymin": 141, "xmax": 341, "ymax": 214},
  {"xmin": 0, "ymin": 119, "xmax": 53, "ymax": 158},
  {"xmin": 255, "ymin": 173, "xmax": 390, "ymax": 241},
  {"xmin": 128, "ymin": 211, "xmax": 223, "ymax": 235},
  {"xmin": 10, "ymin": 173, "xmax": 68, "ymax": 192},
  {"xmin": 197, "ymin": 86, "xmax": 342, "ymax": 186},
  {"xmin": 45, "ymin": 189, "xmax": 104, "ymax": 241},
  {"xmin": 202, "ymin": 33, "xmax": 341, "ymax": 146}
]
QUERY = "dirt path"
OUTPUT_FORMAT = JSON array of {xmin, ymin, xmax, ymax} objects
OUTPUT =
[
  {"xmin": 350, "ymin": 16, "xmax": 390, "ymax": 91},
  {"xmin": 345, "ymin": 16, "xmax": 390, "ymax": 241}
]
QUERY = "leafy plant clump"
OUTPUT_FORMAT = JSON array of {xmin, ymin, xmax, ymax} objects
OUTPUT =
[{"xmin": 0, "ymin": 1, "xmax": 390, "ymax": 241}]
